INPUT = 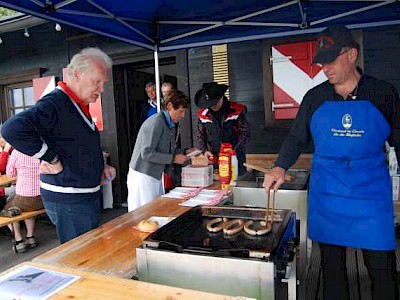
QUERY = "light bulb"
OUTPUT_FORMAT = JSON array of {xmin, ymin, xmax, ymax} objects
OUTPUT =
[
  {"xmin": 0, "ymin": 37, "xmax": 2, "ymax": 44},
  {"xmin": 24, "ymin": 28, "xmax": 30, "ymax": 38},
  {"xmin": 55, "ymin": 23, "xmax": 61, "ymax": 32}
]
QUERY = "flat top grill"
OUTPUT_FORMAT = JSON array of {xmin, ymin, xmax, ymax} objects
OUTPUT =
[{"xmin": 143, "ymin": 206, "xmax": 293, "ymax": 259}]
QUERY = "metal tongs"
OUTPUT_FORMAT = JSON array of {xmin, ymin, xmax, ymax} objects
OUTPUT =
[{"xmin": 265, "ymin": 189, "xmax": 275, "ymax": 230}]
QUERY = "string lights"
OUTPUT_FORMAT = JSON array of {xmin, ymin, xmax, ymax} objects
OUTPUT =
[
  {"xmin": 0, "ymin": 22, "xmax": 62, "ymax": 45},
  {"xmin": 23, "ymin": 28, "xmax": 30, "ymax": 37}
]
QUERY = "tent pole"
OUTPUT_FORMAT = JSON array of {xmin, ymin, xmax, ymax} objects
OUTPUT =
[{"xmin": 154, "ymin": 48, "xmax": 161, "ymax": 112}]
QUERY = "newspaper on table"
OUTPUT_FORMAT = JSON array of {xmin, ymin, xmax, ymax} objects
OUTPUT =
[
  {"xmin": 0, "ymin": 265, "xmax": 80, "ymax": 300},
  {"xmin": 163, "ymin": 187, "xmax": 230, "ymax": 207}
]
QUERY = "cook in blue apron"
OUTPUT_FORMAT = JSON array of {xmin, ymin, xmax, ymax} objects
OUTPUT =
[{"xmin": 309, "ymin": 99, "xmax": 396, "ymax": 251}]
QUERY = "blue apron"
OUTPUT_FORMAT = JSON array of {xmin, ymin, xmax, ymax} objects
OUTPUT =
[{"xmin": 309, "ymin": 100, "xmax": 396, "ymax": 250}]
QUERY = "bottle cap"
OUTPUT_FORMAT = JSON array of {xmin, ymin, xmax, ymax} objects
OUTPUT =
[{"xmin": 220, "ymin": 143, "xmax": 233, "ymax": 153}]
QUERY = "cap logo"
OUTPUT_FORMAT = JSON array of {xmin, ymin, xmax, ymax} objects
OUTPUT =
[{"xmin": 318, "ymin": 35, "xmax": 335, "ymax": 50}]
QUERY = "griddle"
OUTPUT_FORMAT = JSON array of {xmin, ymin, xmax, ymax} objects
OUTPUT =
[{"xmin": 142, "ymin": 206, "xmax": 293, "ymax": 260}]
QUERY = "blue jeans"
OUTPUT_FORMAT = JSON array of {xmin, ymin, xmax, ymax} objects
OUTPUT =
[{"xmin": 43, "ymin": 194, "xmax": 101, "ymax": 244}]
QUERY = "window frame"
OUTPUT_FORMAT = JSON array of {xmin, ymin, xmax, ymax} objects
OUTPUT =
[
  {"xmin": 0, "ymin": 68, "xmax": 44, "ymax": 122},
  {"xmin": 5, "ymin": 82, "xmax": 35, "ymax": 117}
]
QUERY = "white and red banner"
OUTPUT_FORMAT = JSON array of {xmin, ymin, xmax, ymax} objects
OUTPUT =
[
  {"xmin": 271, "ymin": 41, "xmax": 327, "ymax": 119},
  {"xmin": 33, "ymin": 76, "xmax": 55, "ymax": 102}
]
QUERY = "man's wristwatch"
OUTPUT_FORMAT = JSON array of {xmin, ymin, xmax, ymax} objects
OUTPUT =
[{"xmin": 50, "ymin": 156, "xmax": 59, "ymax": 165}]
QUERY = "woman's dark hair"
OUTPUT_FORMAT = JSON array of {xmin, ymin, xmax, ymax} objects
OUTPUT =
[{"xmin": 164, "ymin": 90, "xmax": 190, "ymax": 109}]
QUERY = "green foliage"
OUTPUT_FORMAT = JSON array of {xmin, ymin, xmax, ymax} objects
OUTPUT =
[{"xmin": 0, "ymin": 7, "xmax": 16, "ymax": 17}]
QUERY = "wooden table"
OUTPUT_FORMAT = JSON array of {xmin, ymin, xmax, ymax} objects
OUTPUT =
[
  {"xmin": 0, "ymin": 174, "xmax": 16, "ymax": 186},
  {"xmin": 33, "ymin": 197, "xmax": 191, "ymax": 278},
  {"xmin": 0, "ymin": 209, "xmax": 46, "ymax": 228},
  {"xmin": 246, "ymin": 153, "xmax": 313, "ymax": 171},
  {"xmin": 0, "ymin": 262, "xmax": 238, "ymax": 300}
]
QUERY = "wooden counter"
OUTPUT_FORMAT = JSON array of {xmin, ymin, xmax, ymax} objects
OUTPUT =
[
  {"xmin": 246, "ymin": 153, "xmax": 313, "ymax": 171},
  {"xmin": 1, "ymin": 262, "xmax": 238, "ymax": 300},
  {"xmin": 33, "ymin": 197, "xmax": 191, "ymax": 279}
]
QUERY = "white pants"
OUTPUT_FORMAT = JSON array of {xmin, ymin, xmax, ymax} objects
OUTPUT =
[{"xmin": 127, "ymin": 168, "xmax": 164, "ymax": 212}]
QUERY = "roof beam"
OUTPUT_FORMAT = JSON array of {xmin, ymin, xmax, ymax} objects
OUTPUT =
[
  {"xmin": 55, "ymin": 0, "xmax": 77, "ymax": 10},
  {"xmin": 85, "ymin": 0, "xmax": 154, "ymax": 43},
  {"xmin": 161, "ymin": 0, "xmax": 298, "ymax": 44},
  {"xmin": 28, "ymin": 0, "xmax": 44, "ymax": 8},
  {"xmin": 310, "ymin": 0, "xmax": 396, "ymax": 26}
]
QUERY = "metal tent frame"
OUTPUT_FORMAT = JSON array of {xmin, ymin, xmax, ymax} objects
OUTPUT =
[{"xmin": 0, "ymin": 0, "xmax": 399, "ymax": 105}]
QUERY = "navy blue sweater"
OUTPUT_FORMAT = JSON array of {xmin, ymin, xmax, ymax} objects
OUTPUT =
[{"xmin": 2, "ymin": 88, "xmax": 104, "ymax": 203}]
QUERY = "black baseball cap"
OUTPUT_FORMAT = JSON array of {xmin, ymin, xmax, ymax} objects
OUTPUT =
[{"xmin": 313, "ymin": 25, "xmax": 359, "ymax": 64}]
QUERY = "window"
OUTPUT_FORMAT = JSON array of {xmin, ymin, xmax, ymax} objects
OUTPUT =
[
  {"xmin": 0, "ymin": 68, "xmax": 43, "ymax": 122},
  {"xmin": 6, "ymin": 84, "xmax": 34, "ymax": 116}
]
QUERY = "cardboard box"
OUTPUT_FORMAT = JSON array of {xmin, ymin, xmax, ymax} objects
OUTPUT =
[{"xmin": 181, "ymin": 165, "xmax": 213, "ymax": 187}]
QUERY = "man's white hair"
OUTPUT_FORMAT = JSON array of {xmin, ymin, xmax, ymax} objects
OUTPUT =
[{"xmin": 66, "ymin": 47, "xmax": 112, "ymax": 82}]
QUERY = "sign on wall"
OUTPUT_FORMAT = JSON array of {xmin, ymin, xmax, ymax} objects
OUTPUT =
[
  {"xmin": 271, "ymin": 41, "xmax": 327, "ymax": 119},
  {"xmin": 33, "ymin": 76, "xmax": 56, "ymax": 102}
]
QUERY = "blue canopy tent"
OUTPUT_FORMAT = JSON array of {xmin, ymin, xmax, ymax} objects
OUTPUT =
[{"xmin": 0, "ymin": 0, "xmax": 399, "ymax": 104}]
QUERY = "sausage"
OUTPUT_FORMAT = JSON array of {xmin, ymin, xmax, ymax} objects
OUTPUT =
[
  {"xmin": 206, "ymin": 217, "xmax": 225, "ymax": 232},
  {"xmin": 244, "ymin": 220, "xmax": 271, "ymax": 236},
  {"xmin": 223, "ymin": 219, "xmax": 244, "ymax": 235}
]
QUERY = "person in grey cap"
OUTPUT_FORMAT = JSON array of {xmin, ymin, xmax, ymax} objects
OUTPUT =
[
  {"xmin": 263, "ymin": 25, "xmax": 399, "ymax": 300},
  {"xmin": 195, "ymin": 82, "xmax": 250, "ymax": 175}
]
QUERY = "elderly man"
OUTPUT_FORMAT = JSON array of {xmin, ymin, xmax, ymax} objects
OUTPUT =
[
  {"xmin": 2, "ymin": 47, "xmax": 116, "ymax": 244},
  {"xmin": 161, "ymin": 82, "xmax": 174, "ymax": 99},
  {"xmin": 140, "ymin": 81, "xmax": 158, "ymax": 124},
  {"xmin": 263, "ymin": 25, "xmax": 399, "ymax": 300}
]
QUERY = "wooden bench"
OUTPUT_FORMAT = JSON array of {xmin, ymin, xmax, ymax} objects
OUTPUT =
[{"xmin": 0, "ymin": 209, "xmax": 46, "ymax": 228}]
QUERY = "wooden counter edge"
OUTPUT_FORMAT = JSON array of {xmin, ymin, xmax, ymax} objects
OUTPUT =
[{"xmin": 1, "ymin": 262, "xmax": 239, "ymax": 300}]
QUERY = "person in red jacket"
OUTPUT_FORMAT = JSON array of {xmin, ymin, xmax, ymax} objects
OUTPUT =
[
  {"xmin": 0, "ymin": 136, "xmax": 14, "ymax": 210},
  {"xmin": 195, "ymin": 82, "xmax": 250, "ymax": 175},
  {"xmin": 0, "ymin": 136, "xmax": 12, "ymax": 174}
]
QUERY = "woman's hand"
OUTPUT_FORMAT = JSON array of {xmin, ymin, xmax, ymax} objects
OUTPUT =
[
  {"xmin": 174, "ymin": 153, "xmax": 189, "ymax": 165},
  {"xmin": 204, "ymin": 151, "xmax": 216, "ymax": 163}
]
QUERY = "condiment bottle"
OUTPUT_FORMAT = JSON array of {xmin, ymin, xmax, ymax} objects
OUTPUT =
[
  {"xmin": 218, "ymin": 149, "xmax": 231, "ymax": 189},
  {"xmin": 230, "ymin": 149, "xmax": 238, "ymax": 186}
]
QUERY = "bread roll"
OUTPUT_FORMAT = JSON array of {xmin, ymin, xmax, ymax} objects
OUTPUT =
[{"xmin": 137, "ymin": 219, "xmax": 159, "ymax": 232}]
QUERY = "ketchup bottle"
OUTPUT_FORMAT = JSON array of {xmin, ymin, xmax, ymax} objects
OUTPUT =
[{"xmin": 218, "ymin": 149, "xmax": 231, "ymax": 189}]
